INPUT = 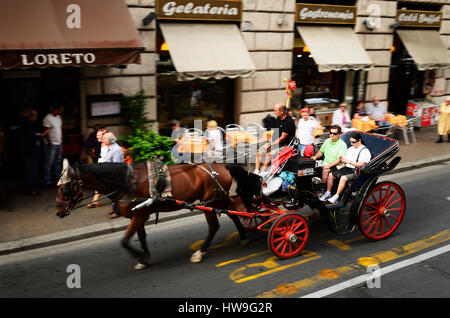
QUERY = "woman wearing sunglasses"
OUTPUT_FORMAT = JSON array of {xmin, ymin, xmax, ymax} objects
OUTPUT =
[{"xmin": 320, "ymin": 132, "xmax": 371, "ymax": 204}]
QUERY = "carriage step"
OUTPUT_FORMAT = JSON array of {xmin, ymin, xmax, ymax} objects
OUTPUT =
[{"xmin": 325, "ymin": 202, "xmax": 345, "ymax": 209}]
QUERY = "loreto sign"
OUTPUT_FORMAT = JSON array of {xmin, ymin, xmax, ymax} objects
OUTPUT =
[
  {"xmin": 156, "ymin": 0, "xmax": 242, "ymax": 21},
  {"xmin": 396, "ymin": 10, "xmax": 442, "ymax": 28},
  {"xmin": 296, "ymin": 3, "xmax": 356, "ymax": 24}
]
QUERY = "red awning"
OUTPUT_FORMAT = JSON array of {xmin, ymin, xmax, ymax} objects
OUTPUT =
[{"xmin": 0, "ymin": 0, "xmax": 145, "ymax": 69}]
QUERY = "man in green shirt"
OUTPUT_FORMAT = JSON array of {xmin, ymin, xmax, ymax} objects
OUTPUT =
[{"xmin": 311, "ymin": 125, "xmax": 348, "ymax": 196}]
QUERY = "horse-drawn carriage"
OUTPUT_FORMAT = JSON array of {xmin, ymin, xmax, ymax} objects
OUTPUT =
[{"xmin": 55, "ymin": 131, "xmax": 405, "ymax": 268}]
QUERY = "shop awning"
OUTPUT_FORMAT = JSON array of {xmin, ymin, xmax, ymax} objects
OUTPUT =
[
  {"xmin": 296, "ymin": 26, "xmax": 374, "ymax": 72},
  {"xmin": 396, "ymin": 30, "xmax": 450, "ymax": 70},
  {"xmin": 160, "ymin": 23, "xmax": 256, "ymax": 81},
  {"xmin": 0, "ymin": 0, "xmax": 145, "ymax": 69}
]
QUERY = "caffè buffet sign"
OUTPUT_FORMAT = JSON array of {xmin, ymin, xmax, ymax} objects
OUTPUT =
[
  {"xmin": 396, "ymin": 10, "xmax": 442, "ymax": 28},
  {"xmin": 156, "ymin": 0, "xmax": 242, "ymax": 21}
]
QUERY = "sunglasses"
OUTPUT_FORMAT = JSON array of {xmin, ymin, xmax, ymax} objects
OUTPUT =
[
  {"xmin": 350, "ymin": 140, "xmax": 358, "ymax": 144},
  {"xmin": 329, "ymin": 132, "xmax": 339, "ymax": 135}
]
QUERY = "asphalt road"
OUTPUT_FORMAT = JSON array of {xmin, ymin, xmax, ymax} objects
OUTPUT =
[{"xmin": 0, "ymin": 163, "xmax": 449, "ymax": 303}]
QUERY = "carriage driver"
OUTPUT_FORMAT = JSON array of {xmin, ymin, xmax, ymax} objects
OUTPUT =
[{"xmin": 254, "ymin": 103, "xmax": 296, "ymax": 176}]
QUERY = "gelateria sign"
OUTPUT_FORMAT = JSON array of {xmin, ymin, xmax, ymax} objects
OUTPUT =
[
  {"xmin": 296, "ymin": 3, "xmax": 356, "ymax": 24},
  {"xmin": 156, "ymin": 0, "xmax": 242, "ymax": 21},
  {"xmin": 396, "ymin": 10, "xmax": 442, "ymax": 28}
]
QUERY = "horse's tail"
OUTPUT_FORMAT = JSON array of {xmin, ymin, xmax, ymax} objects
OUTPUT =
[{"xmin": 226, "ymin": 164, "xmax": 254, "ymax": 211}]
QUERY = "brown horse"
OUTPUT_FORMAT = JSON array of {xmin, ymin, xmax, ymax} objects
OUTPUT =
[{"xmin": 55, "ymin": 160, "xmax": 248, "ymax": 270}]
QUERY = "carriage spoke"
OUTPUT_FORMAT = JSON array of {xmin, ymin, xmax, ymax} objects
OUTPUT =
[
  {"xmin": 363, "ymin": 212, "xmax": 378, "ymax": 226},
  {"xmin": 381, "ymin": 185, "xmax": 392, "ymax": 206},
  {"xmin": 385, "ymin": 196, "xmax": 402, "ymax": 209},
  {"xmin": 365, "ymin": 202, "xmax": 379, "ymax": 210},
  {"xmin": 382, "ymin": 215, "xmax": 393, "ymax": 231}
]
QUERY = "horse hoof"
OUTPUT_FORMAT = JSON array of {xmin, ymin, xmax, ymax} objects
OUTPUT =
[
  {"xmin": 190, "ymin": 250, "xmax": 206, "ymax": 263},
  {"xmin": 240, "ymin": 238, "xmax": 251, "ymax": 247},
  {"xmin": 134, "ymin": 262, "xmax": 149, "ymax": 270}
]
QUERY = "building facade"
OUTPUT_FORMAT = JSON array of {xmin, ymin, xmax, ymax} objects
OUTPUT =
[{"xmin": 1, "ymin": 0, "xmax": 450, "ymax": 159}]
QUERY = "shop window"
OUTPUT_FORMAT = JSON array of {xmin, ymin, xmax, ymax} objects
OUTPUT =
[{"xmin": 156, "ymin": 27, "xmax": 234, "ymax": 136}]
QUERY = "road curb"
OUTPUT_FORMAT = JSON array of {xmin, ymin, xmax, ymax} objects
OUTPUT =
[
  {"xmin": 0, "ymin": 209, "xmax": 197, "ymax": 256},
  {"xmin": 1, "ymin": 154, "xmax": 449, "ymax": 256}
]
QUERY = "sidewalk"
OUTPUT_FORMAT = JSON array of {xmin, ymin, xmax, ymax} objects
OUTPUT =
[{"xmin": 0, "ymin": 126, "xmax": 449, "ymax": 255}]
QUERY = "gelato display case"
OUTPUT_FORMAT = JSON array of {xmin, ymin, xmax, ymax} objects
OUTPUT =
[{"xmin": 406, "ymin": 99, "xmax": 439, "ymax": 128}]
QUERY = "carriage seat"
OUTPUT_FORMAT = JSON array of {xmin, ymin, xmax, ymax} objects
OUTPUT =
[{"xmin": 339, "ymin": 131, "xmax": 399, "ymax": 191}]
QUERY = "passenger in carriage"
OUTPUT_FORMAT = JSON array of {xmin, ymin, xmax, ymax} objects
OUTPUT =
[
  {"xmin": 254, "ymin": 103, "xmax": 296, "ymax": 176},
  {"xmin": 321, "ymin": 132, "xmax": 372, "ymax": 204},
  {"xmin": 296, "ymin": 108, "xmax": 321, "ymax": 156},
  {"xmin": 312, "ymin": 125, "xmax": 347, "ymax": 186}
]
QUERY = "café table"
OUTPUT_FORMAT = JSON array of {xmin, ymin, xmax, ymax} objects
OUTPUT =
[{"xmin": 351, "ymin": 118, "xmax": 378, "ymax": 132}]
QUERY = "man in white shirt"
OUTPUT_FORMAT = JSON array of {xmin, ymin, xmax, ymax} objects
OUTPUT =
[
  {"xmin": 296, "ymin": 108, "xmax": 320, "ymax": 156},
  {"xmin": 41, "ymin": 105, "xmax": 64, "ymax": 185},
  {"xmin": 365, "ymin": 96, "xmax": 391, "ymax": 127},
  {"xmin": 321, "ymin": 132, "xmax": 371, "ymax": 203}
]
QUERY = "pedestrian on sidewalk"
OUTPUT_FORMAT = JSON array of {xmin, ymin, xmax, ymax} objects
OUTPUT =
[
  {"xmin": 102, "ymin": 132, "xmax": 124, "ymax": 219},
  {"xmin": 87, "ymin": 128, "xmax": 108, "ymax": 209},
  {"xmin": 436, "ymin": 96, "xmax": 450, "ymax": 143},
  {"xmin": 41, "ymin": 105, "xmax": 64, "ymax": 185},
  {"xmin": 20, "ymin": 108, "xmax": 42, "ymax": 196}
]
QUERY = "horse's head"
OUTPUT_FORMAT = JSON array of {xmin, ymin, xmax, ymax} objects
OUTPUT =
[{"xmin": 55, "ymin": 159, "xmax": 84, "ymax": 218}]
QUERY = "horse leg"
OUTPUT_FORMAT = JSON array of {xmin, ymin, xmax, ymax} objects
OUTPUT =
[
  {"xmin": 190, "ymin": 212, "xmax": 219, "ymax": 263},
  {"xmin": 121, "ymin": 213, "xmax": 150, "ymax": 270},
  {"xmin": 228, "ymin": 214, "xmax": 250, "ymax": 247}
]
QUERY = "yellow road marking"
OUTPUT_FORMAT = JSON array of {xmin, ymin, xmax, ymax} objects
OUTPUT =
[
  {"xmin": 255, "ymin": 228, "xmax": 450, "ymax": 298},
  {"xmin": 327, "ymin": 239, "xmax": 352, "ymax": 251},
  {"xmin": 216, "ymin": 250, "xmax": 270, "ymax": 268},
  {"xmin": 319, "ymin": 269, "xmax": 341, "ymax": 279},
  {"xmin": 257, "ymin": 265, "xmax": 358, "ymax": 298},
  {"xmin": 189, "ymin": 232, "xmax": 239, "ymax": 251},
  {"xmin": 230, "ymin": 250, "xmax": 320, "ymax": 284},
  {"xmin": 345, "ymin": 236, "xmax": 365, "ymax": 244}
]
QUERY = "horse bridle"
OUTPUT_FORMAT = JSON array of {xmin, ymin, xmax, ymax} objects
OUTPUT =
[{"xmin": 56, "ymin": 167, "xmax": 123, "ymax": 215}]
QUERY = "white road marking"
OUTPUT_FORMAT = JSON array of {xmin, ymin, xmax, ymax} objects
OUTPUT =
[{"xmin": 301, "ymin": 244, "xmax": 450, "ymax": 298}]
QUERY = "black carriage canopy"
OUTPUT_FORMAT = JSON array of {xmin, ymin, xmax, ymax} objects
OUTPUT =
[{"xmin": 0, "ymin": 0, "xmax": 145, "ymax": 69}]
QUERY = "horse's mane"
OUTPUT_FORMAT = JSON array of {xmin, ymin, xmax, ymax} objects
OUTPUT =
[
  {"xmin": 79, "ymin": 163, "xmax": 130, "ymax": 189},
  {"xmin": 226, "ymin": 164, "xmax": 254, "ymax": 211}
]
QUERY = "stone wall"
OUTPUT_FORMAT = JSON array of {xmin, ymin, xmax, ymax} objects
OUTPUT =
[
  {"xmin": 237, "ymin": 0, "xmax": 296, "ymax": 126},
  {"xmin": 80, "ymin": 0, "xmax": 157, "ymax": 138}
]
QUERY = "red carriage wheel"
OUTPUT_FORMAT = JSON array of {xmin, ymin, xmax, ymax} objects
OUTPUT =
[
  {"xmin": 358, "ymin": 181, "xmax": 406, "ymax": 241},
  {"xmin": 268, "ymin": 213, "xmax": 309, "ymax": 259}
]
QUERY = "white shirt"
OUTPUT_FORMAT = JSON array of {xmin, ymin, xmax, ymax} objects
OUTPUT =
[
  {"xmin": 332, "ymin": 109, "xmax": 351, "ymax": 126},
  {"xmin": 344, "ymin": 145, "xmax": 371, "ymax": 168},
  {"xmin": 42, "ymin": 113, "xmax": 62, "ymax": 145},
  {"xmin": 206, "ymin": 128, "xmax": 223, "ymax": 151},
  {"xmin": 296, "ymin": 118, "xmax": 316, "ymax": 145},
  {"xmin": 97, "ymin": 146, "xmax": 108, "ymax": 163}
]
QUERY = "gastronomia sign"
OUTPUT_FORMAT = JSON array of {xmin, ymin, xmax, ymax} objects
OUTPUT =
[
  {"xmin": 156, "ymin": 0, "xmax": 242, "ymax": 21},
  {"xmin": 296, "ymin": 3, "xmax": 356, "ymax": 24}
]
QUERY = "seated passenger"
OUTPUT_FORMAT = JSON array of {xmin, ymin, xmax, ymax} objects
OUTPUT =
[
  {"xmin": 320, "ymin": 132, "xmax": 372, "ymax": 204},
  {"xmin": 312, "ymin": 125, "xmax": 348, "ymax": 187},
  {"xmin": 353, "ymin": 100, "xmax": 368, "ymax": 119},
  {"xmin": 332, "ymin": 103, "xmax": 352, "ymax": 132}
]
